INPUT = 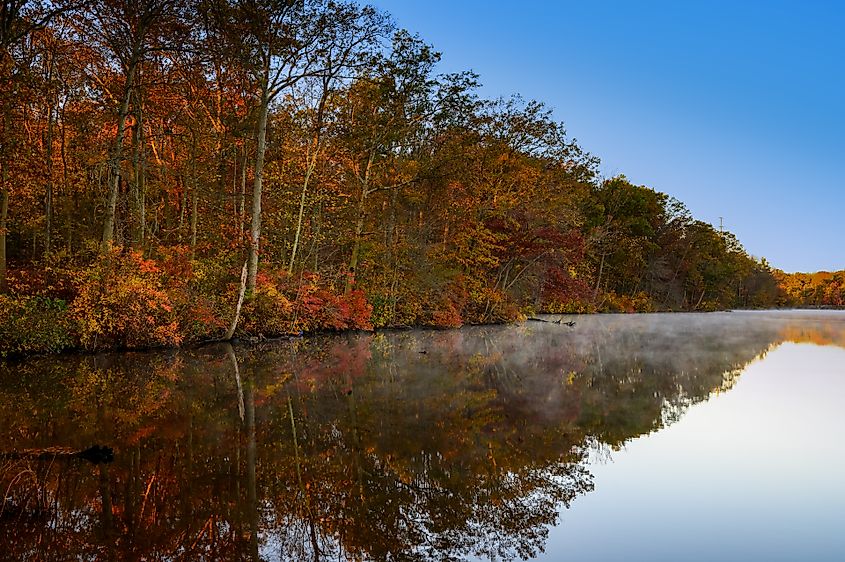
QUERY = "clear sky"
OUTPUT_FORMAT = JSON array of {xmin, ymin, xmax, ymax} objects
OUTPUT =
[{"xmin": 371, "ymin": 0, "xmax": 844, "ymax": 273}]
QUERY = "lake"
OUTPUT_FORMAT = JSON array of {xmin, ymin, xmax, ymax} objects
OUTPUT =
[{"xmin": 1, "ymin": 311, "xmax": 843, "ymax": 561}]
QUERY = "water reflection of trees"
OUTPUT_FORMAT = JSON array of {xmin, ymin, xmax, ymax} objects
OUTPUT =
[{"xmin": 0, "ymin": 313, "xmax": 842, "ymax": 560}]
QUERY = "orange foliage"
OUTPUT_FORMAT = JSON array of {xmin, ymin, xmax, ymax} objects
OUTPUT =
[
  {"xmin": 598, "ymin": 292, "xmax": 655, "ymax": 314},
  {"xmin": 71, "ymin": 249, "xmax": 182, "ymax": 350}
]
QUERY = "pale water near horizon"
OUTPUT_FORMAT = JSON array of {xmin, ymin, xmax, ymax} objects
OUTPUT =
[
  {"xmin": 540, "ymin": 339, "xmax": 845, "ymax": 561},
  {"xmin": 1, "ymin": 311, "xmax": 843, "ymax": 561}
]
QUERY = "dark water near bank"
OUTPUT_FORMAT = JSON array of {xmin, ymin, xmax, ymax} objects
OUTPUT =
[{"xmin": 1, "ymin": 311, "xmax": 844, "ymax": 561}]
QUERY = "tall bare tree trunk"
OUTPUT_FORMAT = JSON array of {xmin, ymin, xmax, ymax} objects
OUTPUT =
[
  {"xmin": 130, "ymin": 90, "xmax": 146, "ymax": 248},
  {"xmin": 310, "ymin": 203, "xmax": 321, "ymax": 272},
  {"xmin": 594, "ymin": 252, "xmax": 606, "ymax": 300},
  {"xmin": 61, "ymin": 102, "xmax": 72, "ymax": 253},
  {"xmin": 130, "ymin": 107, "xmax": 140, "ymax": 247},
  {"xmin": 101, "ymin": 61, "xmax": 137, "ymax": 252},
  {"xmin": 43, "ymin": 39, "xmax": 60, "ymax": 257},
  {"xmin": 44, "ymin": 80, "xmax": 55, "ymax": 256},
  {"xmin": 178, "ymin": 175, "xmax": 186, "ymax": 243},
  {"xmin": 288, "ymin": 149, "xmax": 317, "ymax": 274},
  {"xmin": 346, "ymin": 184, "xmax": 368, "ymax": 294},
  {"xmin": 0, "ymin": 47, "xmax": 11, "ymax": 291},
  {"xmin": 189, "ymin": 134, "xmax": 198, "ymax": 259},
  {"xmin": 0, "ymin": 48, "xmax": 11, "ymax": 291},
  {"xmin": 288, "ymin": 86, "xmax": 328, "ymax": 274},
  {"xmin": 247, "ymin": 87, "xmax": 270, "ymax": 293},
  {"xmin": 190, "ymin": 188, "xmax": 198, "ymax": 258},
  {"xmin": 0, "ymin": 158, "xmax": 8, "ymax": 294},
  {"xmin": 238, "ymin": 144, "xmax": 247, "ymax": 241},
  {"xmin": 386, "ymin": 185, "xmax": 398, "ymax": 256},
  {"xmin": 225, "ymin": 261, "xmax": 248, "ymax": 340},
  {"xmin": 345, "ymin": 151, "xmax": 374, "ymax": 294},
  {"xmin": 139, "ymin": 167, "xmax": 145, "ymax": 248}
]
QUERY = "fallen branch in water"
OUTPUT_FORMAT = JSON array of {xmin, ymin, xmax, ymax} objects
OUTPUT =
[
  {"xmin": 527, "ymin": 318, "xmax": 576, "ymax": 327},
  {"xmin": 0, "ymin": 445, "xmax": 114, "ymax": 464}
]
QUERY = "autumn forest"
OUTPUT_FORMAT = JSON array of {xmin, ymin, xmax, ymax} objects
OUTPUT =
[{"xmin": 0, "ymin": 0, "xmax": 838, "ymax": 357}]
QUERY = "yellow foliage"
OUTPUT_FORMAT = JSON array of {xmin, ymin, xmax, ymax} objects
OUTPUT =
[{"xmin": 71, "ymin": 249, "xmax": 182, "ymax": 350}]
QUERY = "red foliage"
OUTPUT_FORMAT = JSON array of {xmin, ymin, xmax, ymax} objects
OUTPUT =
[
  {"xmin": 156, "ymin": 245, "xmax": 195, "ymax": 287},
  {"xmin": 541, "ymin": 266, "xmax": 591, "ymax": 307},
  {"xmin": 6, "ymin": 266, "xmax": 77, "ymax": 301},
  {"xmin": 239, "ymin": 268, "xmax": 373, "ymax": 336},
  {"xmin": 298, "ymin": 287, "xmax": 373, "ymax": 332},
  {"xmin": 429, "ymin": 301, "xmax": 463, "ymax": 329}
]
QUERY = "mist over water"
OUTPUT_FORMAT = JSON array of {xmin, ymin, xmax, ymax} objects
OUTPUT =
[{"xmin": 1, "ymin": 311, "xmax": 843, "ymax": 560}]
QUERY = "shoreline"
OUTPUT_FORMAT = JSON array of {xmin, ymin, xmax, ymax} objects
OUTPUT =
[{"xmin": 4, "ymin": 307, "xmax": 842, "ymax": 362}]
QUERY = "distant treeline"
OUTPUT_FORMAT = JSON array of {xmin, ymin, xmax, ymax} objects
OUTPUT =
[
  {"xmin": 775, "ymin": 270, "xmax": 845, "ymax": 308},
  {"xmin": 0, "ymin": 1, "xmax": 788, "ymax": 356}
]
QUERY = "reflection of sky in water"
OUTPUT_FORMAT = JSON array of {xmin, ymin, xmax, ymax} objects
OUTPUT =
[{"xmin": 543, "ymin": 342, "xmax": 845, "ymax": 562}]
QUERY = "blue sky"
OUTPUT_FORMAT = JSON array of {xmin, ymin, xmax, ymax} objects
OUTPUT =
[{"xmin": 371, "ymin": 0, "xmax": 844, "ymax": 273}]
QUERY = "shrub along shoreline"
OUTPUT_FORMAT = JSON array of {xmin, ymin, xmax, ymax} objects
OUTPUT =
[
  {"xmin": 2, "ymin": 249, "xmax": 373, "ymax": 358},
  {"xmin": 0, "ymin": 246, "xmax": 631, "ymax": 359},
  {"xmin": 0, "ymin": 246, "xmax": 783, "ymax": 360}
]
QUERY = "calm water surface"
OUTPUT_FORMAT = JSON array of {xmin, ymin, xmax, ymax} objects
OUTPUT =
[{"xmin": 1, "ymin": 311, "xmax": 843, "ymax": 561}]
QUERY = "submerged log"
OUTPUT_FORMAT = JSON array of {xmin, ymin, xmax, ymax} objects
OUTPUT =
[
  {"xmin": 1, "ymin": 445, "xmax": 114, "ymax": 464},
  {"xmin": 528, "ymin": 318, "xmax": 576, "ymax": 327}
]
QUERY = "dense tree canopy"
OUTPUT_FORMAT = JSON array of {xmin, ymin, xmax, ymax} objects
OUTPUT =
[
  {"xmin": 0, "ymin": 0, "xmax": 793, "ymax": 355},
  {"xmin": 775, "ymin": 269, "xmax": 845, "ymax": 307}
]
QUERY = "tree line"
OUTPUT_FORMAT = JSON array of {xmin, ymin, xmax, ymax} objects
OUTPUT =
[
  {"xmin": 775, "ymin": 270, "xmax": 845, "ymax": 308},
  {"xmin": 0, "ymin": 0, "xmax": 787, "ymax": 355}
]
